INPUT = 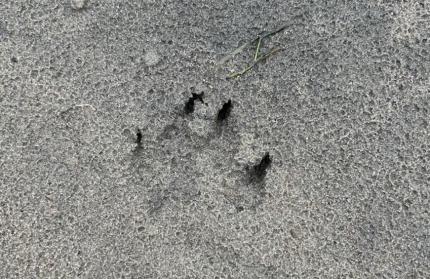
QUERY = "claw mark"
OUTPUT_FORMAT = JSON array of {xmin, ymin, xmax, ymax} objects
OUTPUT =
[
  {"xmin": 192, "ymin": 92, "xmax": 205, "ymax": 104},
  {"xmin": 184, "ymin": 92, "xmax": 206, "ymax": 114},
  {"xmin": 136, "ymin": 128, "xmax": 143, "ymax": 145},
  {"xmin": 217, "ymin": 100, "xmax": 232, "ymax": 122},
  {"xmin": 251, "ymin": 152, "xmax": 272, "ymax": 180}
]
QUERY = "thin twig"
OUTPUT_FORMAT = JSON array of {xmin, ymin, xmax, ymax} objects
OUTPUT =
[
  {"xmin": 216, "ymin": 40, "xmax": 255, "ymax": 66},
  {"xmin": 227, "ymin": 47, "xmax": 284, "ymax": 79},
  {"xmin": 217, "ymin": 23, "xmax": 290, "ymax": 66},
  {"xmin": 254, "ymin": 38, "xmax": 262, "ymax": 61},
  {"xmin": 59, "ymin": 104, "xmax": 96, "ymax": 117},
  {"xmin": 259, "ymin": 24, "xmax": 289, "ymax": 40}
]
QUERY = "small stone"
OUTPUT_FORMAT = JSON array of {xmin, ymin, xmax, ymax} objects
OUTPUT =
[
  {"xmin": 71, "ymin": 0, "xmax": 86, "ymax": 10},
  {"xmin": 144, "ymin": 49, "xmax": 160, "ymax": 66}
]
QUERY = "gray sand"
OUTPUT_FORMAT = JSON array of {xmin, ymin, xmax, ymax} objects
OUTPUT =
[{"xmin": 1, "ymin": 1, "xmax": 429, "ymax": 278}]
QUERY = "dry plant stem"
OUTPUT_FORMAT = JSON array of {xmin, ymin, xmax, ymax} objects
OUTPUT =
[
  {"xmin": 59, "ymin": 104, "xmax": 96, "ymax": 116},
  {"xmin": 254, "ymin": 38, "xmax": 262, "ymax": 61},
  {"xmin": 217, "ymin": 23, "xmax": 289, "ymax": 66},
  {"xmin": 227, "ymin": 48, "xmax": 283, "ymax": 79},
  {"xmin": 217, "ymin": 40, "xmax": 255, "ymax": 66}
]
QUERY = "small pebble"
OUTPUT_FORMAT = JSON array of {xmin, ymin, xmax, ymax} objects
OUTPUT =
[
  {"xmin": 144, "ymin": 49, "xmax": 160, "ymax": 66},
  {"xmin": 71, "ymin": 0, "xmax": 86, "ymax": 10}
]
